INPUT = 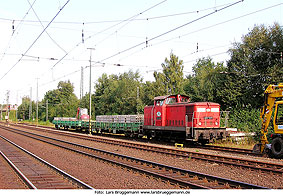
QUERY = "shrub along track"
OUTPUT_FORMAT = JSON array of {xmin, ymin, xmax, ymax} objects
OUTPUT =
[{"xmin": 0, "ymin": 124, "xmax": 266, "ymax": 189}]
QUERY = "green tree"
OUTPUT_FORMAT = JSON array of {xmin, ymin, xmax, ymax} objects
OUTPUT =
[
  {"xmin": 184, "ymin": 57, "xmax": 229, "ymax": 108},
  {"xmin": 93, "ymin": 70, "xmax": 143, "ymax": 115},
  {"xmin": 227, "ymin": 23, "xmax": 283, "ymax": 108},
  {"xmin": 153, "ymin": 52, "xmax": 185, "ymax": 94},
  {"xmin": 41, "ymin": 80, "xmax": 79, "ymax": 121},
  {"xmin": 17, "ymin": 96, "xmax": 36, "ymax": 120}
]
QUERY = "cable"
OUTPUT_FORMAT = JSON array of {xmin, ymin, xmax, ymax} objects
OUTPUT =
[
  {"xmin": 0, "ymin": 0, "xmax": 71, "ymax": 81},
  {"xmin": 0, "ymin": 2, "xmax": 235, "ymax": 25},
  {"xmin": 40, "ymin": 68, "xmax": 81, "ymax": 87},
  {"xmin": 181, "ymin": 44, "xmax": 232, "ymax": 58},
  {"xmin": 183, "ymin": 51, "xmax": 229, "ymax": 64},
  {"xmin": 154, "ymin": 2, "xmax": 283, "ymax": 48},
  {"xmin": 98, "ymin": 0, "xmax": 244, "ymax": 63},
  {"xmin": 117, "ymin": 2, "xmax": 283, "ymax": 63},
  {"xmin": 49, "ymin": 0, "xmax": 168, "ymax": 71},
  {"xmin": 0, "ymin": 0, "xmax": 37, "ymax": 65},
  {"xmin": 27, "ymin": 0, "xmax": 67, "ymax": 54}
]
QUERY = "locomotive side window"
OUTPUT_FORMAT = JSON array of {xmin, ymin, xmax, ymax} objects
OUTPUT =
[{"xmin": 181, "ymin": 98, "xmax": 188, "ymax": 102}]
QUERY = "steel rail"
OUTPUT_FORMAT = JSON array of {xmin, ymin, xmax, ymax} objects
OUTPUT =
[
  {"xmin": 196, "ymin": 144, "xmax": 254, "ymax": 155},
  {"xmin": 8, "ymin": 123, "xmax": 283, "ymax": 175},
  {"xmin": 14, "ymin": 123, "xmax": 283, "ymax": 174},
  {"xmin": 12, "ymin": 123, "xmax": 257, "ymax": 155},
  {"xmin": 0, "ymin": 134, "xmax": 94, "ymax": 189},
  {"xmin": 0, "ymin": 125, "xmax": 268, "ymax": 189},
  {"xmin": 0, "ymin": 150, "xmax": 37, "ymax": 189}
]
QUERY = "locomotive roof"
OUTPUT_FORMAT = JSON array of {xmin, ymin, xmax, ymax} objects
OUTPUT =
[
  {"xmin": 187, "ymin": 102, "xmax": 220, "ymax": 106},
  {"xmin": 154, "ymin": 94, "xmax": 190, "ymax": 101}
]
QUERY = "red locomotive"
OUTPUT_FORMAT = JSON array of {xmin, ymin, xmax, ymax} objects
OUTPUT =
[
  {"xmin": 143, "ymin": 94, "xmax": 227, "ymax": 144},
  {"xmin": 54, "ymin": 94, "xmax": 227, "ymax": 144}
]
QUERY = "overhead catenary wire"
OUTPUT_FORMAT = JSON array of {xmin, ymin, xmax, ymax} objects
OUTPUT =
[
  {"xmin": 32, "ymin": 0, "xmax": 244, "ymax": 95},
  {"xmin": 49, "ymin": 0, "xmax": 168, "ymax": 70},
  {"xmin": 40, "ymin": 61, "xmax": 159, "ymax": 88},
  {"xmin": 151, "ymin": 2, "xmax": 283, "ymax": 48},
  {"xmin": 98, "ymin": 0, "xmax": 244, "ymax": 63},
  {"xmin": 183, "ymin": 51, "xmax": 229, "ymax": 64},
  {"xmin": 115, "ymin": 2, "xmax": 283, "ymax": 63},
  {"xmin": 4, "ymin": 1, "xmax": 282, "ymax": 104},
  {"xmin": 0, "ymin": 0, "xmax": 37, "ymax": 65},
  {"xmin": 26, "ymin": 0, "xmax": 67, "ymax": 54},
  {"xmin": 0, "ymin": 0, "xmax": 71, "ymax": 81},
  {"xmin": 0, "ymin": 2, "xmax": 236, "ymax": 25}
]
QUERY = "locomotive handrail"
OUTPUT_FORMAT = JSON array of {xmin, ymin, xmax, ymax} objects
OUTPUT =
[{"xmin": 192, "ymin": 112, "xmax": 194, "ymax": 137}]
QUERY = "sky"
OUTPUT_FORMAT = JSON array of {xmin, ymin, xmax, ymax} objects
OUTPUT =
[{"xmin": 0, "ymin": 0, "xmax": 282, "ymax": 105}]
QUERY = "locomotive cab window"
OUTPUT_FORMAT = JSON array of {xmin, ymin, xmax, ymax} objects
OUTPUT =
[
  {"xmin": 155, "ymin": 100, "xmax": 164, "ymax": 106},
  {"xmin": 166, "ymin": 98, "xmax": 176, "ymax": 104},
  {"xmin": 181, "ymin": 98, "xmax": 188, "ymax": 102}
]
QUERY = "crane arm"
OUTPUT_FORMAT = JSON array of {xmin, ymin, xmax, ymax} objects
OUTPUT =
[{"xmin": 258, "ymin": 84, "xmax": 283, "ymax": 152}]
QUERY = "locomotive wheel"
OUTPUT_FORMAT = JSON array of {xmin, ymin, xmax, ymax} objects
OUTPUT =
[{"xmin": 271, "ymin": 137, "xmax": 283, "ymax": 158}]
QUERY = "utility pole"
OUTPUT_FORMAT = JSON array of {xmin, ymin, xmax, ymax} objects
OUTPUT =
[
  {"xmin": 80, "ymin": 66, "xmax": 84, "ymax": 100},
  {"xmin": 5, "ymin": 91, "xmax": 10, "ymax": 124},
  {"xmin": 29, "ymin": 87, "xmax": 32, "ymax": 120},
  {"xmin": 16, "ymin": 91, "xmax": 18, "ymax": 123},
  {"xmin": 36, "ymin": 78, "xmax": 39, "ymax": 126},
  {"xmin": 87, "ymin": 48, "xmax": 95, "ymax": 135},
  {"xmin": 0, "ymin": 101, "xmax": 3, "ymax": 121},
  {"xmin": 46, "ymin": 99, "xmax": 48, "ymax": 122},
  {"xmin": 137, "ymin": 87, "xmax": 139, "ymax": 114}
]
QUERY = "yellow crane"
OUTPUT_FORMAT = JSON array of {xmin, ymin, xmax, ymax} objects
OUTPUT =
[{"xmin": 253, "ymin": 83, "xmax": 283, "ymax": 158}]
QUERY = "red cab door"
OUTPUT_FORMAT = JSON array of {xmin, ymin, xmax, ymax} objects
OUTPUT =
[{"xmin": 154, "ymin": 100, "xmax": 166, "ymax": 126}]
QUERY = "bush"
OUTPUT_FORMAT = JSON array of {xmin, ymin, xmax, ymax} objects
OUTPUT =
[
  {"xmin": 228, "ymin": 108, "xmax": 261, "ymax": 133},
  {"xmin": 227, "ymin": 108, "xmax": 275, "ymax": 143}
]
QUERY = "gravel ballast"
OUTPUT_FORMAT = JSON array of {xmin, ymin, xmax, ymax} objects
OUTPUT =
[{"xmin": 2, "ymin": 125, "xmax": 283, "ymax": 189}]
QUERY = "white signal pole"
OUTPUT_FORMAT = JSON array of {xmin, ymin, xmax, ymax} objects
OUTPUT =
[
  {"xmin": 87, "ymin": 48, "xmax": 95, "ymax": 135},
  {"xmin": 36, "ymin": 78, "xmax": 39, "ymax": 127}
]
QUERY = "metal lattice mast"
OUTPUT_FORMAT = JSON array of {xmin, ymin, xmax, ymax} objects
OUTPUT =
[
  {"xmin": 6, "ymin": 90, "xmax": 10, "ymax": 120},
  {"xmin": 80, "ymin": 66, "xmax": 84, "ymax": 100}
]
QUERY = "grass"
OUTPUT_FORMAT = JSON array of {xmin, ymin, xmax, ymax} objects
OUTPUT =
[
  {"xmin": 211, "ymin": 138, "xmax": 256, "ymax": 150},
  {"xmin": 14, "ymin": 120, "xmax": 54, "ymax": 127}
]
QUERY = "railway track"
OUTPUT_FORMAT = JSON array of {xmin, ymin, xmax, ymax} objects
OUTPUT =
[
  {"xmin": 0, "ymin": 124, "xmax": 267, "ymax": 189},
  {"xmin": 0, "ymin": 134, "xmax": 94, "ymax": 189},
  {"xmin": 13, "ymin": 123, "xmax": 283, "ymax": 175},
  {"xmin": 196, "ymin": 144, "xmax": 255, "ymax": 156},
  {"xmin": 15, "ymin": 122, "xmax": 257, "ymax": 156}
]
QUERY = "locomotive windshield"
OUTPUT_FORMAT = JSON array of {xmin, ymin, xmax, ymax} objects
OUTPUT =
[{"xmin": 156, "ymin": 100, "xmax": 164, "ymax": 106}]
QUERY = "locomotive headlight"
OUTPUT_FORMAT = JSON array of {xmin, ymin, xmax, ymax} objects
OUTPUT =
[
  {"xmin": 198, "ymin": 122, "xmax": 202, "ymax": 126},
  {"xmin": 215, "ymin": 122, "xmax": 218, "ymax": 125}
]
